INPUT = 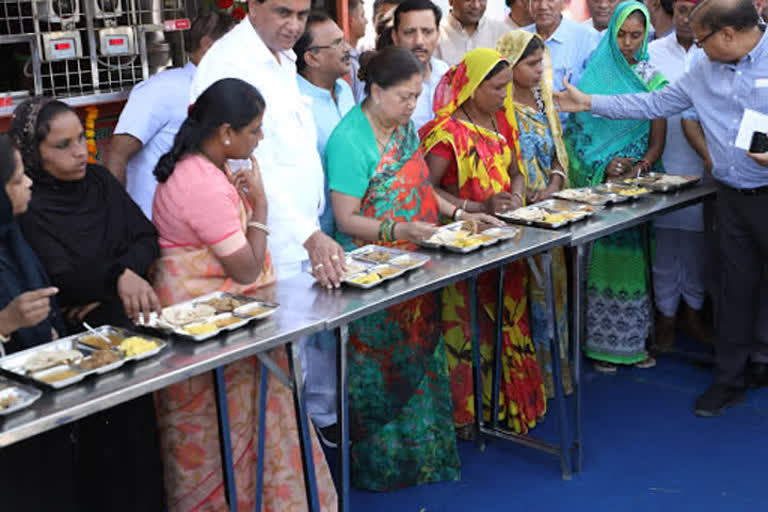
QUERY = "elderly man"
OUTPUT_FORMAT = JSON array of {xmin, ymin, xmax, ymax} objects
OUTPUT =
[
  {"xmin": 647, "ymin": 0, "xmax": 712, "ymax": 351},
  {"xmin": 435, "ymin": 0, "xmax": 509, "ymax": 66},
  {"xmin": 505, "ymin": 0, "xmax": 533, "ymax": 29},
  {"xmin": 523, "ymin": 0, "xmax": 600, "ymax": 94},
  {"xmin": 555, "ymin": 0, "xmax": 768, "ymax": 417},
  {"xmin": 584, "ymin": 0, "xmax": 621, "ymax": 32},
  {"xmin": 190, "ymin": 0, "xmax": 345, "ymax": 287},
  {"xmin": 292, "ymin": 11, "xmax": 356, "ymax": 445},
  {"xmin": 391, "ymin": 0, "xmax": 450, "ymax": 129},
  {"xmin": 105, "ymin": 12, "xmax": 232, "ymax": 219}
]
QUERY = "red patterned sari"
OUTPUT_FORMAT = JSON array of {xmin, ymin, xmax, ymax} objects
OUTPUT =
[{"xmin": 420, "ymin": 48, "xmax": 547, "ymax": 434}]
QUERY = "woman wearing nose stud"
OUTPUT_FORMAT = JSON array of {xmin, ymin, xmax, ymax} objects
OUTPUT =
[{"xmin": 564, "ymin": 1, "xmax": 668, "ymax": 374}]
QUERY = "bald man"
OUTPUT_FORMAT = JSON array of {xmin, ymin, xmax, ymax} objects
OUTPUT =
[{"xmin": 556, "ymin": 0, "xmax": 768, "ymax": 418}]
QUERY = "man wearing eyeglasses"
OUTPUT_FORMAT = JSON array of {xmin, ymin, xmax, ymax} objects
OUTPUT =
[
  {"xmin": 292, "ymin": 11, "xmax": 356, "ymax": 447},
  {"xmin": 556, "ymin": 0, "xmax": 768, "ymax": 418}
]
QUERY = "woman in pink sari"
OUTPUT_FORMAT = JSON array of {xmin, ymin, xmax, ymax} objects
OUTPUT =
[{"xmin": 151, "ymin": 78, "xmax": 337, "ymax": 511}]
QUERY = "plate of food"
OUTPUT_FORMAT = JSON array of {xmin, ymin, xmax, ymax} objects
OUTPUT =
[
  {"xmin": 78, "ymin": 326, "xmax": 166, "ymax": 362},
  {"xmin": 497, "ymin": 199, "xmax": 599, "ymax": 229},
  {"xmin": 0, "ymin": 376, "xmax": 42, "ymax": 415},
  {"xmin": 553, "ymin": 187, "xmax": 618, "ymax": 205},
  {"xmin": 594, "ymin": 182, "xmax": 651, "ymax": 199},
  {"xmin": 623, "ymin": 173, "xmax": 701, "ymax": 192}
]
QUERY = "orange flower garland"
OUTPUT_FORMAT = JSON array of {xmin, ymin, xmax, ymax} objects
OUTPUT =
[{"xmin": 85, "ymin": 105, "xmax": 98, "ymax": 163}]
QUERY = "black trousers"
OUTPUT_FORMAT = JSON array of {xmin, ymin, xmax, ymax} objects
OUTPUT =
[{"xmin": 715, "ymin": 184, "xmax": 768, "ymax": 388}]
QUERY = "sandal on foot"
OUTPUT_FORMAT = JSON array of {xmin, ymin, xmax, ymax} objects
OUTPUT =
[
  {"xmin": 634, "ymin": 356, "xmax": 657, "ymax": 369},
  {"xmin": 593, "ymin": 361, "xmax": 618, "ymax": 374}
]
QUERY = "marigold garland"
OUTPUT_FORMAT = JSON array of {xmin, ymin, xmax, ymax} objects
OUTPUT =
[{"xmin": 85, "ymin": 105, "xmax": 98, "ymax": 163}]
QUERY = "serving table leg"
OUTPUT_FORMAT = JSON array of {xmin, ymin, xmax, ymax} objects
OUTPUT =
[
  {"xmin": 287, "ymin": 342, "xmax": 321, "ymax": 512},
  {"xmin": 335, "ymin": 325, "xmax": 350, "ymax": 512},
  {"xmin": 213, "ymin": 366, "xmax": 238, "ymax": 512}
]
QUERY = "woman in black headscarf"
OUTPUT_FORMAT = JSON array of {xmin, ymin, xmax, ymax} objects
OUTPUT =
[
  {"xmin": 8, "ymin": 99, "xmax": 166, "ymax": 511},
  {"xmin": 9, "ymin": 97, "xmax": 160, "ymax": 328}
]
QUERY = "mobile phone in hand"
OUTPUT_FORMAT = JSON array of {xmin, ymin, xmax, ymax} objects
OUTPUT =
[{"xmin": 749, "ymin": 131, "xmax": 768, "ymax": 153}]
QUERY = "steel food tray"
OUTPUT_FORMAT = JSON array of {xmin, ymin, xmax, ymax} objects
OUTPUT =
[
  {"xmin": 139, "ymin": 292, "xmax": 279, "ymax": 342},
  {"xmin": 553, "ymin": 187, "xmax": 619, "ymax": 205},
  {"xmin": 623, "ymin": 173, "xmax": 701, "ymax": 192},
  {"xmin": 349, "ymin": 244, "xmax": 431, "ymax": 271},
  {"xmin": 594, "ymin": 182, "xmax": 651, "ymax": 200},
  {"xmin": 77, "ymin": 325, "xmax": 167, "ymax": 362},
  {"xmin": 0, "ymin": 328, "xmax": 166, "ymax": 389},
  {"xmin": 419, "ymin": 221, "xmax": 501, "ymax": 253},
  {"xmin": 0, "ymin": 376, "xmax": 42, "ymax": 415},
  {"xmin": 497, "ymin": 199, "xmax": 599, "ymax": 229}
]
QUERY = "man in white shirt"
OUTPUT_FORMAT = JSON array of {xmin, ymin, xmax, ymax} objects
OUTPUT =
[
  {"xmin": 391, "ymin": 0, "xmax": 450, "ymax": 130},
  {"xmin": 505, "ymin": 0, "xmax": 533, "ymax": 30},
  {"xmin": 105, "ymin": 12, "xmax": 232, "ymax": 219},
  {"xmin": 435, "ymin": 0, "xmax": 509, "ymax": 66},
  {"xmin": 647, "ymin": 0, "xmax": 712, "ymax": 351},
  {"xmin": 583, "ymin": 0, "xmax": 620, "ymax": 32},
  {"xmin": 190, "ymin": 0, "xmax": 346, "ymax": 287}
]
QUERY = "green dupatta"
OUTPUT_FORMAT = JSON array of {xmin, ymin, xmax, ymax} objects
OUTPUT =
[{"xmin": 564, "ymin": 1, "xmax": 668, "ymax": 187}]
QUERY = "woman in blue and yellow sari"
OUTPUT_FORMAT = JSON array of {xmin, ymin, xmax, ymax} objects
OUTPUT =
[
  {"xmin": 564, "ymin": 1, "xmax": 668, "ymax": 373},
  {"xmin": 325, "ymin": 47, "xmax": 499, "ymax": 491},
  {"xmin": 497, "ymin": 30, "xmax": 572, "ymax": 397}
]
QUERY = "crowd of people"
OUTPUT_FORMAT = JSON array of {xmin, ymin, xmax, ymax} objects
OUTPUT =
[{"xmin": 0, "ymin": 0, "xmax": 766, "ymax": 509}]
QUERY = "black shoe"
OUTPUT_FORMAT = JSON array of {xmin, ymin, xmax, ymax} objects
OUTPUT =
[
  {"xmin": 315, "ymin": 423, "xmax": 338, "ymax": 449},
  {"xmin": 694, "ymin": 384, "xmax": 745, "ymax": 417},
  {"xmin": 748, "ymin": 362, "xmax": 768, "ymax": 388}
]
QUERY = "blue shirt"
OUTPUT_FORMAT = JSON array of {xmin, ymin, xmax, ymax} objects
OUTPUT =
[
  {"xmin": 593, "ymin": 28, "xmax": 768, "ymax": 189},
  {"xmin": 297, "ymin": 75, "xmax": 355, "ymax": 234},
  {"xmin": 523, "ymin": 17, "xmax": 601, "ymax": 93},
  {"xmin": 114, "ymin": 61, "xmax": 196, "ymax": 220}
]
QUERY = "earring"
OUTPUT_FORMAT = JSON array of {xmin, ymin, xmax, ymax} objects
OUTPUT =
[{"xmin": 224, "ymin": 140, "xmax": 231, "ymax": 146}]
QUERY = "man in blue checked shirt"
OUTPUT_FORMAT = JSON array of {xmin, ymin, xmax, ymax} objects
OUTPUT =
[{"xmin": 555, "ymin": 0, "xmax": 768, "ymax": 418}]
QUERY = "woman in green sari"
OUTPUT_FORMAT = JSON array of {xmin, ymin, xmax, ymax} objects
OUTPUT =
[
  {"xmin": 325, "ymin": 47, "xmax": 500, "ymax": 490},
  {"xmin": 564, "ymin": 1, "xmax": 667, "ymax": 373}
]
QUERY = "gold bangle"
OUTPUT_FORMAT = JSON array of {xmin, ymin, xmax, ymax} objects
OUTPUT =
[{"xmin": 247, "ymin": 221, "xmax": 270, "ymax": 235}]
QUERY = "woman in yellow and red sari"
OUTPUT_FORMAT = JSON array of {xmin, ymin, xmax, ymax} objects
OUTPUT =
[
  {"xmin": 151, "ymin": 78, "xmax": 337, "ymax": 511},
  {"xmin": 420, "ymin": 48, "xmax": 546, "ymax": 436}
]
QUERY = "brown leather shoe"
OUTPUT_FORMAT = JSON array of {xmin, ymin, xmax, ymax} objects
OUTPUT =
[
  {"xmin": 681, "ymin": 303, "xmax": 716, "ymax": 347},
  {"xmin": 652, "ymin": 312, "xmax": 676, "ymax": 354}
]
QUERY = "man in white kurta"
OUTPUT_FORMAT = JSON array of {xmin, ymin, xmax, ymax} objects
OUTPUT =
[
  {"xmin": 190, "ymin": 0, "xmax": 345, "ymax": 284},
  {"xmin": 647, "ymin": 0, "xmax": 710, "ymax": 348}
]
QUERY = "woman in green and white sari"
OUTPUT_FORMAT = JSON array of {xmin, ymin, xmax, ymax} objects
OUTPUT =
[{"xmin": 564, "ymin": 1, "xmax": 667, "ymax": 373}]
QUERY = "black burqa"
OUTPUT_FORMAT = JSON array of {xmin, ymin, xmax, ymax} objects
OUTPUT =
[
  {"xmin": 7, "ymin": 97, "xmax": 165, "ymax": 511},
  {"xmin": 18, "ymin": 162, "xmax": 160, "ymax": 328}
]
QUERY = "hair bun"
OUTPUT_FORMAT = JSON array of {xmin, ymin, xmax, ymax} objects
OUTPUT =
[{"xmin": 358, "ymin": 50, "xmax": 377, "ymax": 82}]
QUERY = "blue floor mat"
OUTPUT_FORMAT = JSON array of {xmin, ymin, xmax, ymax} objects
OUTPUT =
[{"xmin": 342, "ymin": 335, "xmax": 768, "ymax": 511}]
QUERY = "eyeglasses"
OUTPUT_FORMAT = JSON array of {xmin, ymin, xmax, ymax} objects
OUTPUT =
[
  {"xmin": 693, "ymin": 28, "xmax": 720, "ymax": 48},
  {"xmin": 308, "ymin": 38, "xmax": 346, "ymax": 52}
]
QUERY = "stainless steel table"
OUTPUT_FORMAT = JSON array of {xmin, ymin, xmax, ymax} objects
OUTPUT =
[
  {"xmin": 296, "ymin": 226, "xmax": 572, "ymax": 512},
  {"xmin": 0, "ymin": 285, "xmax": 328, "ymax": 512},
  {"xmin": 565, "ymin": 183, "xmax": 717, "ymax": 474}
]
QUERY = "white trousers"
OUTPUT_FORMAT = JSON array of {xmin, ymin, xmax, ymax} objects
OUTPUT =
[{"xmin": 652, "ymin": 228, "xmax": 709, "ymax": 317}]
